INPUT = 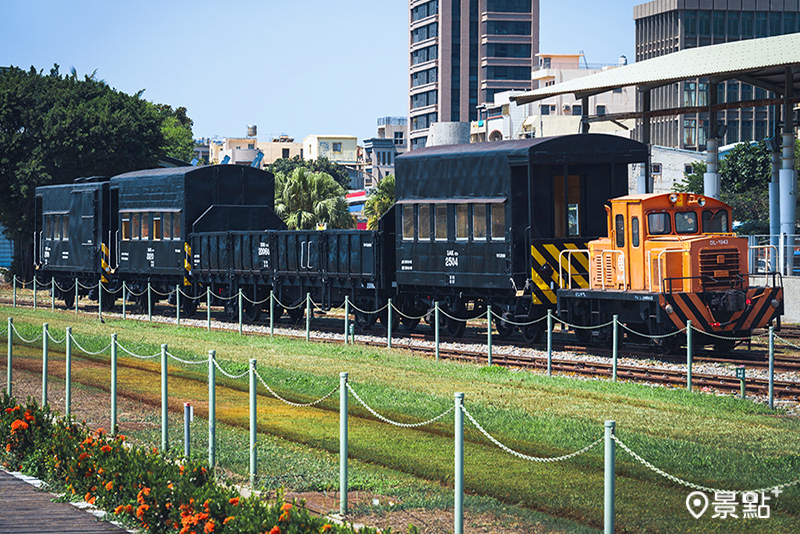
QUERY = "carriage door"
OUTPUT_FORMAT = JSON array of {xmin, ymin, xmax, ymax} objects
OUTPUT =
[
  {"xmin": 82, "ymin": 191, "xmax": 98, "ymax": 268},
  {"xmin": 553, "ymin": 175, "xmax": 582, "ymax": 238}
]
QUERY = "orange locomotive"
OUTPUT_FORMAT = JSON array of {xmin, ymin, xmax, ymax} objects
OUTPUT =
[{"xmin": 557, "ymin": 192, "xmax": 783, "ymax": 352}]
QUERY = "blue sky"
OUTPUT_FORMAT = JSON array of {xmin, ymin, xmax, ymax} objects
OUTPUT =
[{"xmin": 1, "ymin": 0, "xmax": 639, "ymax": 143}]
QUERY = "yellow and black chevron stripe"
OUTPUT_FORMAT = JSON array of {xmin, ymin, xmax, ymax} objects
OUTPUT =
[
  {"xmin": 660, "ymin": 287, "xmax": 783, "ymax": 332},
  {"xmin": 101, "ymin": 243, "xmax": 111, "ymax": 275},
  {"xmin": 530, "ymin": 240, "xmax": 590, "ymax": 305},
  {"xmin": 184, "ymin": 242, "xmax": 192, "ymax": 285}
]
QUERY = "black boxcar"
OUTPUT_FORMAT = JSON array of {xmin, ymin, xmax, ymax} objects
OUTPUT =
[{"xmin": 392, "ymin": 133, "xmax": 647, "ymax": 338}]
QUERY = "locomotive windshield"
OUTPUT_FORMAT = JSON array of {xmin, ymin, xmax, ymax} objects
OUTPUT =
[
  {"xmin": 702, "ymin": 209, "xmax": 729, "ymax": 233},
  {"xmin": 674, "ymin": 212, "xmax": 698, "ymax": 234},
  {"xmin": 647, "ymin": 212, "xmax": 671, "ymax": 235}
]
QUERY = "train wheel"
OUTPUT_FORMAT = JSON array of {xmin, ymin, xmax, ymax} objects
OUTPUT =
[
  {"xmin": 244, "ymin": 301, "xmax": 262, "ymax": 322},
  {"xmin": 181, "ymin": 297, "xmax": 198, "ymax": 317},
  {"xmin": 494, "ymin": 313, "xmax": 514, "ymax": 339},
  {"xmin": 445, "ymin": 304, "xmax": 466, "ymax": 338},
  {"xmin": 401, "ymin": 316, "xmax": 420, "ymax": 331},
  {"xmin": 574, "ymin": 327, "xmax": 591, "ymax": 343},
  {"xmin": 224, "ymin": 299, "xmax": 238, "ymax": 321},
  {"xmin": 63, "ymin": 291, "xmax": 74, "ymax": 309},
  {"xmin": 713, "ymin": 339, "xmax": 736, "ymax": 354},
  {"xmin": 100, "ymin": 297, "xmax": 116, "ymax": 312},
  {"xmin": 522, "ymin": 324, "xmax": 544, "ymax": 344},
  {"xmin": 287, "ymin": 305, "xmax": 305, "ymax": 324}
]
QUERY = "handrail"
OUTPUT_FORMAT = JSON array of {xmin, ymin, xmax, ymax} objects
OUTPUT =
[
  {"xmin": 653, "ymin": 249, "xmax": 688, "ymax": 293},
  {"xmin": 748, "ymin": 244, "xmax": 777, "ymax": 275},
  {"xmin": 557, "ymin": 248, "xmax": 589, "ymax": 289}
]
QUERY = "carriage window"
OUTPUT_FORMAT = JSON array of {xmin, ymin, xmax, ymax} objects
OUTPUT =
[
  {"xmin": 55, "ymin": 216, "xmax": 62, "ymax": 240},
  {"xmin": 648, "ymin": 212, "xmax": 672, "ymax": 235},
  {"xmin": 141, "ymin": 213, "xmax": 150, "ymax": 240},
  {"xmin": 132, "ymin": 213, "xmax": 140, "ymax": 240},
  {"xmin": 632, "ymin": 217, "xmax": 640, "ymax": 247},
  {"xmin": 121, "ymin": 214, "xmax": 130, "ymax": 241},
  {"xmin": 46, "ymin": 216, "xmax": 53, "ymax": 241},
  {"xmin": 568, "ymin": 204, "xmax": 579, "ymax": 236},
  {"xmin": 153, "ymin": 214, "xmax": 162, "ymax": 241},
  {"xmin": 675, "ymin": 211, "xmax": 698, "ymax": 234},
  {"xmin": 62, "ymin": 216, "xmax": 69, "ymax": 241},
  {"xmin": 702, "ymin": 210, "xmax": 728, "ymax": 233},
  {"xmin": 173, "ymin": 212, "xmax": 181, "ymax": 240},
  {"xmin": 473, "ymin": 204, "xmax": 487, "ymax": 240},
  {"xmin": 418, "ymin": 204, "xmax": 431, "ymax": 240},
  {"xmin": 615, "ymin": 214, "xmax": 625, "ymax": 247},
  {"xmin": 403, "ymin": 205, "xmax": 414, "ymax": 240},
  {"xmin": 491, "ymin": 204, "xmax": 505, "ymax": 241},
  {"xmin": 456, "ymin": 204, "xmax": 468, "ymax": 240},
  {"xmin": 163, "ymin": 213, "xmax": 172, "ymax": 240},
  {"xmin": 435, "ymin": 204, "xmax": 447, "ymax": 240}
]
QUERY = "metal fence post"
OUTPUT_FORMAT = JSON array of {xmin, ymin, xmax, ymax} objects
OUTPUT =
[
  {"xmin": 111, "ymin": 333, "xmax": 117, "ymax": 433},
  {"xmin": 176, "ymin": 284, "xmax": 181, "ymax": 326},
  {"xmin": 435, "ymin": 302, "xmax": 440, "ymax": 360},
  {"xmin": 6, "ymin": 318, "xmax": 12, "ymax": 395},
  {"xmin": 686, "ymin": 320, "xmax": 693, "ymax": 391},
  {"xmin": 148, "ymin": 282, "xmax": 152, "ymax": 322},
  {"xmin": 249, "ymin": 358, "xmax": 257, "ymax": 487},
  {"xmin": 75, "ymin": 278, "xmax": 79, "ymax": 314},
  {"xmin": 12, "ymin": 276, "xmax": 16, "ymax": 308},
  {"xmin": 487, "ymin": 305, "xmax": 493, "ymax": 365},
  {"xmin": 42, "ymin": 323, "xmax": 48, "ymax": 406},
  {"xmin": 122, "ymin": 281, "xmax": 127, "ymax": 319},
  {"xmin": 33, "ymin": 277, "xmax": 37, "ymax": 311},
  {"xmin": 207, "ymin": 287, "xmax": 211, "ymax": 331},
  {"xmin": 161, "ymin": 344, "xmax": 168, "ymax": 451},
  {"xmin": 269, "ymin": 290, "xmax": 274, "ymax": 337},
  {"xmin": 454, "ymin": 392, "xmax": 464, "ymax": 534},
  {"xmin": 51, "ymin": 277, "xmax": 55, "ymax": 310},
  {"xmin": 65, "ymin": 328, "xmax": 72, "ymax": 417},
  {"xmin": 208, "ymin": 350, "xmax": 216, "ymax": 468},
  {"xmin": 387, "ymin": 298, "xmax": 393, "ymax": 349},
  {"xmin": 547, "ymin": 310, "xmax": 553, "ymax": 377},
  {"xmin": 305, "ymin": 293, "xmax": 311, "ymax": 342},
  {"xmin": 768, "ymin": 326, "xmax": 775, "ymax": 410},
  {"xmin": 344, "ymin": 296, "xmax": 349, "ymax": 345},
  {"xmin": 604, "ymin": 420, "xmax": 616, "ymax": 534},
  {"xmin": 184, "ymin": 402, "xmax": 191, "ymax": 458},
  {"xmin": 340, "ymin": 372, "xmax": 349, "ymax": 515},
  {"xmin": 98, "ymin": 278, "xmax": 102, "ymax": 320},
  {"xmin": 238, "ymin": 288, "xmax": 243, "ymax": 335},
  {"xmin": 612, "ymin": 315, "xmax": 618, "ymax": 382}
]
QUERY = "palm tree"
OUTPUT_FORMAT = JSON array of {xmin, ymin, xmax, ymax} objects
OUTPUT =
[
  {"xmin": 363, "ymin": 175, "xmax": 395, "ymax": 230},
  {"xmin": 274, "ymin": 167, "xmax": 354, "ymax": 230}
]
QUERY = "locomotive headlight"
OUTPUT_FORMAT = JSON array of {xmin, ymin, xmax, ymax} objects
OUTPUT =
[
  {"xmin": 669, "ymin": 193, "xmax": 678, "ymax": 204},
  {"xmin": 665, "ymin": 304, "xmax": 674, "ymax": 314},
  {"xmin": 771, "ymin": 299, "xmax": 780, "ymax": 308},
  {"xmin": 698, "ymin": 197, "xmax": 706, "ymax": 206}
]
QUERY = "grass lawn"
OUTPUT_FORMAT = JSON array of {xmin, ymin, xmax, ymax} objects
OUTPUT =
[{"xmin": 1, "ymin": 302, "xmax": 799, "ymax": 533}]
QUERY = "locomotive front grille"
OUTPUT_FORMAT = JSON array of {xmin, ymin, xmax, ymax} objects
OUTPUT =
[
  {"xmin": 699, "ymin": 247, "xmax": 741, "ymax": 290},
  {"xmin": 593, "ymin": 253, "xmax": 614, "ymax": 288}
]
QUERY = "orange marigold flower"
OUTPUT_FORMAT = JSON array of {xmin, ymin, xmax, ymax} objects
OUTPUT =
[
  {"xmin": 280, "ymin": 502, "xmax": 292, "ymax": 512},
  {"xmin": 165, "ymin": 502, "xmax": 172, "ymax": 509},
  {"xmin": 78, "ymin": 452, "xmax": 88, "ymax": 461},
  {"xmin": 203, "ymin": 499, "xmax": 210, "ymax": 510},
  {"xmin": 223, "ymin": 516, "xmax": 234, "ymax": 525},
  {"xmin": 279, "ymin": 511, "xmax": 290, "ymax": 522},
  {"xmin": 5, "ymin": 443, "xmax": 10, "ymax": 452},
  {"xmin": 97, "ymin": 468, "xmax": 104, "ymax": 475},
  {"xmin": 204, "ymin": 520, "xmax": 215, "ymax": 533},
  {"xmin": 100, "ymin": 445, "xmax": 112, "ymax": 453},
  {"xmin": 195, "ymin": 512, "xmax": 209, "ymax": 522},
  {"xmin": 105, "ymin": 481, "xmax": 113, "ymax": 491},
  {"xmin": 228, "ymin": 497, "xmax": 239, "ymax": 506},
  {"xmin": 136, "ymin": 504, "xmax": 150, "ymax": 519},
  {"xmin": 269, "ymin": 526, "xmax": 281, "ymax": 534},
  {"xmin": 167, "ymin": 483, "xmax": 174, "ymax": 490},
  {"xmin": 95, "ymin": 427, "xmax": 105, "ymax": 436},
  {"xmin": 23, "ymin": 410, "xmax": 34, "ymax": 422},
  {"xmin": 179, "ymin": 465, "xmax": 186, "ymax": 475},
  {"xmin": 321, "ymin": 525, "xmax": 332, "ymax": 533},
  {"xmin": 117, "ymin": 434, "xmax": 126, "ymax": 442},
  {"xmin": 10, "ymin": 419, "xmax": 28, "ymax": 433},
  {"xmin": 125, "ymin": 504, "xmax": 133, "ymax": 513},
  {"xmin": 114, "ymin": 505, "xmax": 125, "ymax": 514},
  {"xmin": 85, "ymin": 492, "xmax": 92, "ymax": 502},
  {"xmin": 89, "ymin": 496, "xmax": 96, "ymax": 505}
]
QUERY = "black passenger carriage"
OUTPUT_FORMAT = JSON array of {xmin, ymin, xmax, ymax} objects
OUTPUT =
[
  {"xmin": 392, "ymin": 134, "xmax": 647, "ymax": 339},
  {"xmin": 34, "ymin": 177, "xmax": 113, "ymax": 307}
]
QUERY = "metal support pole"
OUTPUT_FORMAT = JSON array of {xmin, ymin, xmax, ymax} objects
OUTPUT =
[
  {"xmin": 110, "ymin": 333, "xmax": 117, "ymax": 433},
  {"xmin": 176, "ymin": 284, "xmax": 181, "ymax": 326},
  {"xmin": 148, "ymin": 282, "xmax": 152, "ymax": 322},
  {"xmin": 269, "ymin": 290, "xmax": 274, "ymax": 337},
  {"xmin": 184, "ymin": 402, "xmax": 191, "ymax": 458},
  {"xmin": 454, "ymin": 392, "xmax": 464, "ymax": 534},
  {"xmin": 238, "ymin": 288, "xmax": 243, "ymax": 336},
  {"xmin": 161, "ymin": 344, "xmax": 168, "ymax": 451},
  {"xmin": 6, "ymin": 318, "xmax": 12, "ymax": 395},
  {"xmin": 33, "ymin": 277, "xmax": 37, "ymax": 311},
  {"xmin": 435, "ymin": 302, "xmax": 440, "ymax": 360},
  {"xmin": 768, "ymin": 326, "xmax": 775, "ymax": 410},
  {"xmin": 41, "ymin": 323, "xmax": 48, "ymax": 406},
  {"xmin": 487, "ymin": 305, "xmax": 492, "ymax": 365},
  {"xmin": 344, "ymin": 296, "xmax": 349, "ymax": 345},
  {"xmin": 12, "ymin": 276, "xmax": 16, "ymax": 308},
  {"xmin": 98, "ymin": 278, "xmax": 102, "ymax": 320},
  {"xmin": 304, "ymin": 292, "xmax": 310, "ymax": 342},
  {"xmin": 75, "ymin": 278, "xmax": 79, "ymax": 314},
  {"xmin": 686, "ymin": 320, "xmax": 693, "ymax": 391},
  {"xmin": 612, "ymin": 315, "xmax": 618, "ymax": 382},
  {"xmin": 65, "ymin": 328, "xmax": 72, "ymax": 417},
  {"xmin": 249, "ymin": 358, "xmax": 257, "ymax": 487},
  {"xmin": 547, "ymin": 310, "xmax": 553, "ymax": 377},
  {"xmin": 51, "ymin": 277, "xmax": 55, "ymax": 309},
  {"xmin": 207, "ymin": 287, "xmax": 211, "ymax": 331},
  {"xmin": 387, "ymin": 297, "xmax": 393, "ymax": 349},
  {"xmin": 208, "ymin": 350, "xmax": 216, "ymax": 468},
  {"xmin": 739, "ymin": 366, "xmax": 746, "ymax": 399},
  {"xmin": 604, "ymin": 420, "xmax": 616, "ymax": 534},
  {"xmin": 340, "ymin": 372, "xmax": 349, "ymax": 515},
  {"xmin": 122, "ymin": 281, "xmax": 127, "ymax": 319}
]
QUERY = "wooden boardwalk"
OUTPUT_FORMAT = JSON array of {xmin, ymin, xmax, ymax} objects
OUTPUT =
[{"xmin": 0, "ymin": 470, "xmax": 127, "ymax": 533}]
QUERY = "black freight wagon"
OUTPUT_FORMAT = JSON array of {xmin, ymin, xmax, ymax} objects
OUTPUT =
[
  {"xmin": 392, "ymin": 133, "xmax": 647, "ymax": 340},
  {"xmin": 34, "ymin": 177, "xmax": 114, "ymax": 307}
]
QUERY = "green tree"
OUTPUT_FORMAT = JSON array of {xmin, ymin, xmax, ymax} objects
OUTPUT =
[
  {"xmin": 157, "ymin": 105, "xmax": 194, "ymax": 161},
  {"xmin": 274, "ymin": 167, "xmax": 354, "ymax": 230},
  {"xmin": 363, "ymin": 175, "xmax": 395, "ymax": 230},
  {"xmin": 269, "ymin": 155, "xmax": 350, "ymax": 189}
]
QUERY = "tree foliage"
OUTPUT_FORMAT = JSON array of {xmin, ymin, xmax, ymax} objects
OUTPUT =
[
  {"xmin": 0, "ymin": 64, "xmax": 193, "ymax": 275},
  {"xmin": 156, "ymin": 105, "xmax": 194, "ymax": 162},
  {"xmin": 269, "ymin": 155, "xmax": 350, "ymax": 189},
  {"xmin": 274, "ymin": 167, "xmax": 354, "ymax": 230},
  {"xmin": 363, "ymin": 175, "xmax": 395, "ymax": 230}
]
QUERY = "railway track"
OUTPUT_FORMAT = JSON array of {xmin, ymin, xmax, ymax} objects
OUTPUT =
[{"xmin": 4, "ymin": 293, "xmax": 800, "ymax": 401}]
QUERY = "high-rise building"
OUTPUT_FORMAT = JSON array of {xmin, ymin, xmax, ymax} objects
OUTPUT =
[
  {"xmin": 633, "ymin": 1, "xmax": 800, "ymax": 150},
  {"xmin": 408, "ymin": 0, "xmax": 540, "ymax": 150}
]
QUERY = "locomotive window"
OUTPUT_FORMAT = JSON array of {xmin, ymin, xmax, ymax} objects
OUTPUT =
[
  {"xmin": 473, "ymin": 204, "xmax": 487, "ymax": 240},
  {"xmin": 491, "ymin": 204, "xmax": 505, "ymax": 241},
  {"xmin": 615, "ymin": 214, "xmax": 625, "ymax": 247},
  {"xmin": 568, "ymin": 204, "xmax": 579, "ymax": 236},
  {"xmin": 163, "ymin": 213, "xmax": 172, "ymax": 240},
  {"xmin": 121, "ymin": 215, "xmax": 130, "ymax": 241},
  {"xmin": 632, "ymin": 217, "xmax": 640, "ymax": 247},
  {"xmin": 403, "ymin": 205, "xmax": 414, "ymax": 240},
  {"xmin": 153, "ymin": 214, "xmax": 162, "ymax": 241},
  {"xmin": 132, "ymin": 213, "xmax": 140, "ymax": 240},
  {"xmin": 647, "ymin": 212, "xmax": 672, "ymax": 235},
  {"xmin": 674, "ymin": 211, "xmax": 698, "ymax": 234},
  {"xmin": 456, "ymin": 204, "xmax": 468, "ymax": 240},
  {"xmin": 435, "ymin": 204, "xmax": 447, "ymax": 240},
  {"xmin": 141, "ymin": 213, "xmax": 150, "ymax": 240},
  {"xmin": 418, "ymin": 204, "xmax": 431, "ymax": 240},
  {"xmin": 702, "ymin": 210, "xmax": 728, "ymax": 233},
  {"xmin": 173, "ymin": 212, "xmax": 181, "ymax": 240}
]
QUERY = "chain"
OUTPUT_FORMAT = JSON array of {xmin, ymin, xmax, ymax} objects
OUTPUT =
[
  {"xmin": 254, "ymin": 370, "xmax": 339, "ymax": 407},
  {"xmin": 240, "ymin": 293, "xmax": 271, "ymax": 306},
  {"xmin": 612, "ymin": 435, "xmax": 800, "ymax": 495},
  {"xmin": 349, "ymin": 302, "xmax": 389, "ymax": 315},
  {"xmin": 393, "ymin": 305, "xmax": 428, "ymax": 321},
  {"xmin": 104, "ymin": 285, "xmax": 126, "ymax": 295},
  {"xmin": 69, "ymin": 334, "xmax": 111, "ymax": 355},
  {"xmin": 150, "ymin": 287, "xmax": 174, "ymax": 297},
  {"xmin": 10, "ymin": 324, "xmax": 43, "ymax": 343},
  {"xmin": 176, "ymin": 287, "xmax": 203, "ymax": 301},
  {"xmin": 437, "ymin": 308, "xmax": 471, "ymax": 322},
  {"xmin": 212, "ymin": 358, "xmax": 249, "ymax": 379},
  {"xmin": 116, "ymin": 343, "xmax": 161, "ymax": 359},
  {"xmin": 76, "ymin": 280, "xmax": 100, "ymax": 290},
  {"xmin": 346, "ymin": 383, "xmax": 454, "ymax": 428},
  {"xmin": 125, "ymin": 287, "xmax": 148, "ymax": 297},
  {"xmin": 461, "ymin": 403, "xmax": 602, "ymax": 462},
  {"xmin": 772, "ymin": 334, "xmax": 800, "ymax": 351},
  {"xmin": 488, "ymin": 309, "xmax": 548, "ymax": 327},
  {"xmin": 619, "ymin": 323, "xmax": 686, "ymax": 339},
  {"xmin": 47, "ymin": 330, "xmax": 66, "ymax": 344},
  {"xmin": 166, "ymin": 350, "xmax": 209, "ymax": 365},
  {"xmin": 697, "ymin": 328, "xmax": 758, "ymax": 342},
  {"xmin": 554, "ymin": 316, "xmax": 615, "ymax": 330},
  {"xmin": 53, "ymin": 280, "xmax": 76, "ymax": 293}
]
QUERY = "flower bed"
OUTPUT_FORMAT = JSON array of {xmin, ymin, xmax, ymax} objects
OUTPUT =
[{"xmin": 1, "ymin": 393, "xmax": 413, "ymax": 534}]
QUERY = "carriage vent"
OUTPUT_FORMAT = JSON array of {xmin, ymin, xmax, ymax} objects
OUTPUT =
[
  {"xmin": 593, "ymin": 253, "xmax": 614, "ymax": 288},
  {"xmin": 699, "ymin": 247, "xmax": 741, "ymax": 290}
]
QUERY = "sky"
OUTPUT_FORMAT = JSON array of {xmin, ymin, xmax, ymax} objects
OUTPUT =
[{"xmin": 1, "ymin": 0, "xmax": 640, "ymax": 144}]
